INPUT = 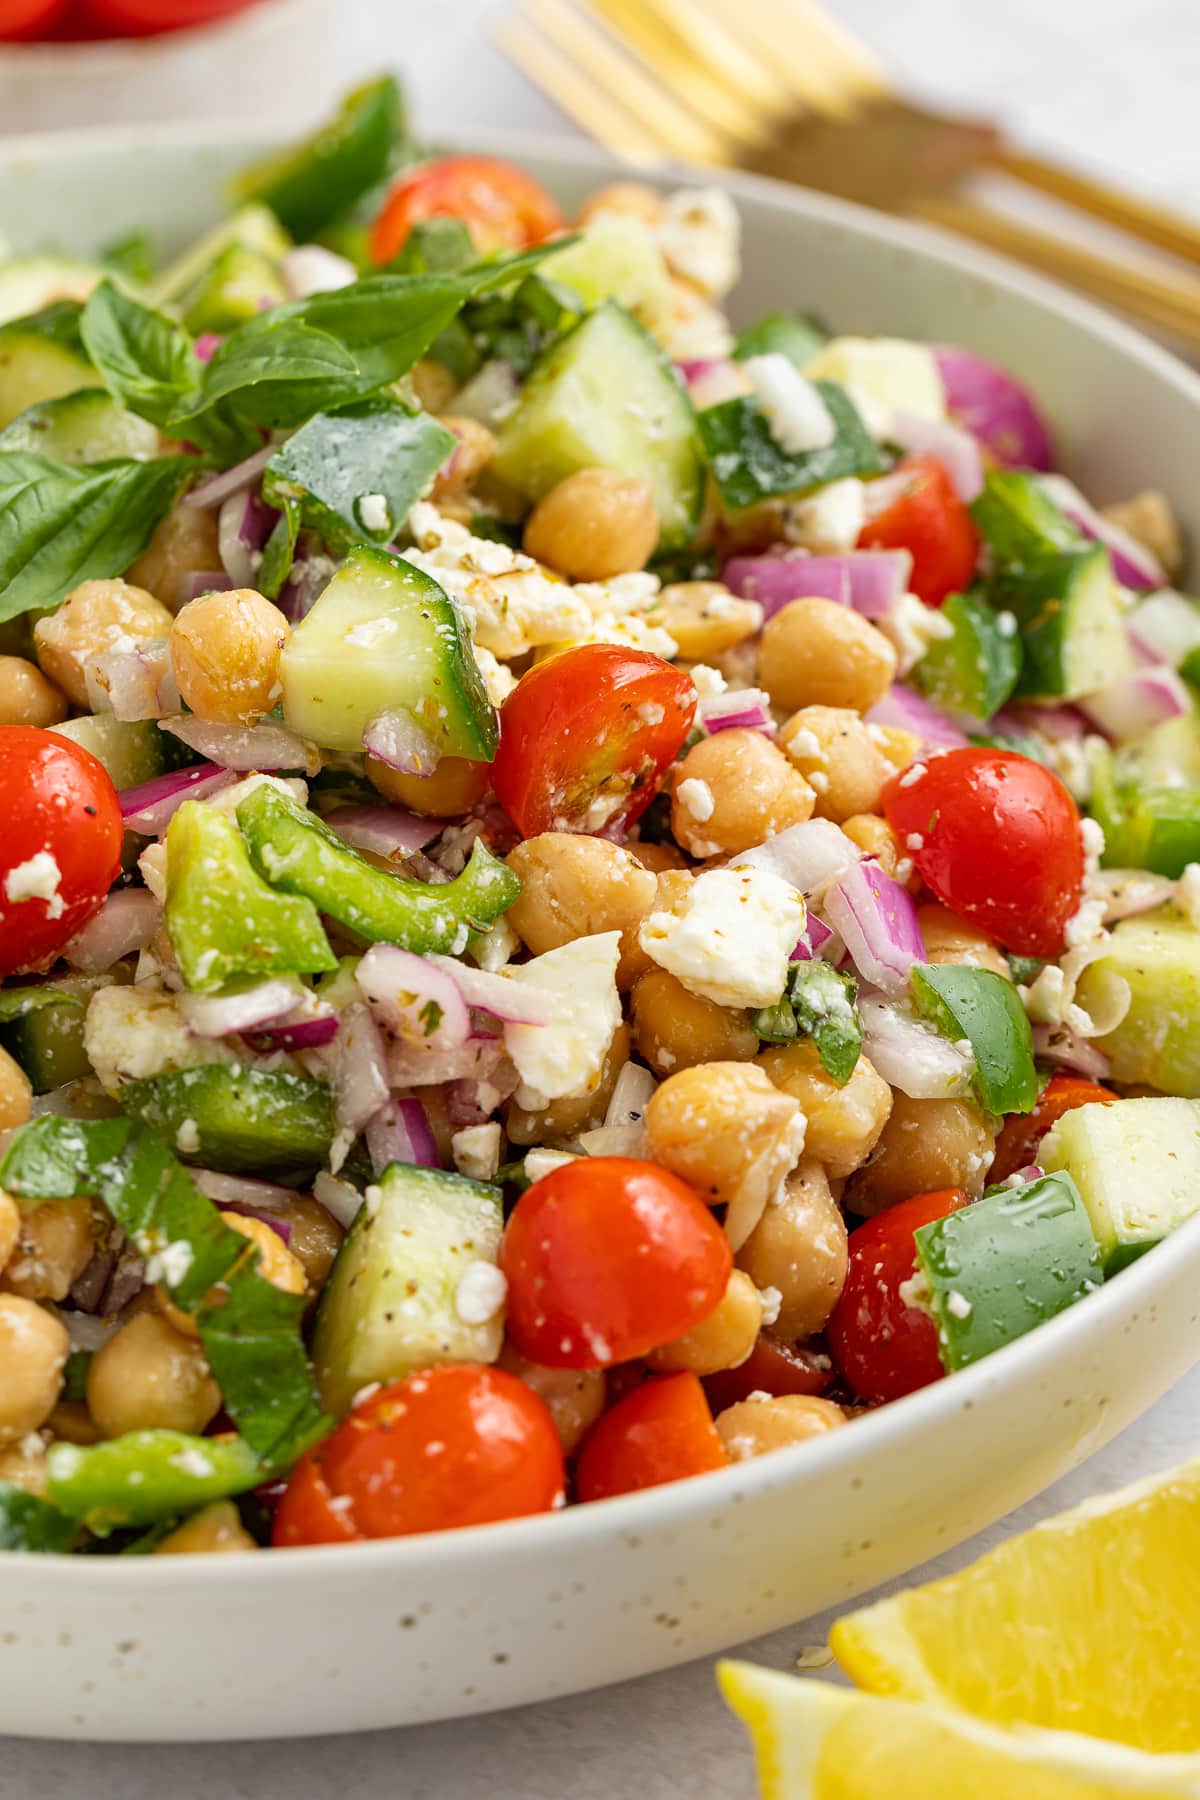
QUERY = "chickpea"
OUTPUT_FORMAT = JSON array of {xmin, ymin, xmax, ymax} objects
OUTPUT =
[
  {"xmin": 576, "ymin": 181, "xmax": 664, "ymax": 227},
  {"xmin": 844, "ymin": 1093, "xmax": 995, "ymax": 1218},
  {"xmin": 918, "ymin": 903, "xmax": 1011, "ymax": 980},
  {"xmin": 431, "ymin": 416, "xmax": 497, "ymax": 517},
  {"xmin": 1100, "ymin": 490, "xmax": 1182, "ymax": 581},
  {"xmin": 0, "ymin": 1188, "xmax": 18, "ymax": 1269},
  {"xmin": 170, "ymin": 588, "xmax": 290, "ymax": 725},
  {"xmin": 715, "ymin": 1393, "xmax": 845, "ymax": 1462},
  {"xmin": 278, "ymin": 1196, "xmax": 344, "ymax": 1293},
  {"xmin": 46, "ymin": 1400, "xmax": 102, "ymax": 1446},
  {"xmin": 0, "ymin": 655, "xmax": 68, "ymax": 727},
  {"xmin": 505, "ymin": 1023, "xmax": 630, "ymax": 1146},
  {"xmin": 506, "ymin": 833, "xmax": 659, "ymax": 991},
  {"xmin": 155, "ymin": 1500, "xmax": 258, "ymax": 1555},
  {"xmin": 219, "ymin": 1212, "xmax": 307, "ymax": 1296},
  {"xmin": 2, "ymin": 1199, "xmax": 94, "ymax": 1302},
  {"xmin": 0, "ymin": 1047, "xmax": 31, "ymax": 1132},
  {"xmin": 367, "ymin": 753, "xmax": 490, "ymax": 818},
  {"xmin": 498, "ymin": 1343, "xmax": 606, "ymax": 1454},
  {"xmin": 644, "ymin": 1062, "xmax": 807, "ymax": 1250},
  {"xmin": 411, "ymin": 358, "xmax": 459, "ymax": 414},
  {"xmin": 736, "ymin": 1160, "xmax": 848, "ymax": 1340},
  {"xmin": 758, "ymin": 597, "xmax": 896, "ymax": 716},
  {"xmin": 869, "ymin": 722, "xmax": 922, "ymax": 773},
  {"xmin": 34, "ymin": 578, "xmax": 173, "ymax": 708},
  {"xmin": 648, "ymin": 1270, "xmax": 762, "ymax": 1375},
  {"xmin": 625, "ymin": 840, "xmax": 688, "ymax": 874},
  {"xmin": 0, "ymin": 1295, "xmax": 69, "ymax": 1445},
  {"xmin": 127, "ymin": 502, "xmax": 221, "ymax": 610},
  {"xmin": 0, "ymin": 1435, "xmax": 48, "ymax": 1495},
  {"xmin": 87, "ymin": 1312, "xmax": 220, "ymax": 1439},
  {"xmin": 778, "ymin": 706, "xmax": 896, "ymax": 823},
  {"xmin": 523, "ymin": 468, "xmax": 660, "ymax": 581},
  {"xmin": 669, "ymin": 729, "xmax": 814, "ymax": 857},
  {"xmin": 841, "ymin": 813, "xmax": 915, "ymax": 887},
  {"xmin": 757, "ymin": 1040, "xmax": 892, "ymax": 1180},
  {"xmin": 631, "ymin": 968, "xmax": 758, "ymax": 1076},
  {"xmin": 655, "ymin": 582, "xmax": 761, "ymax": 660}
]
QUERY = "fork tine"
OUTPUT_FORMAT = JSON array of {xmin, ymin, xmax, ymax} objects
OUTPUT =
[
  {"xmin": 583, "ymin": 0, "xmax": 771, "ymax": 148},
  {"xmin": 495, "ymin": 13, "xmax": 666, "ymax": 162}
]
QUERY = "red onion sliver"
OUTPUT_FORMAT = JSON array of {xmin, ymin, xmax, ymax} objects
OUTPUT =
[
  {"xmin": 1031, "ymin": 1023, "xmax": 1111, "ymax": 1081},
  {"xmin": 120, "ymin": 762, "xmax": 236, "ymax": 834},
  {"xmin": 188, "ymin": 445, "xmax": 273, "ymax": 511},
  {"xmin": 1126, "ymin": 590, "xmax": 1200, "ymax": 669},
  {"xmin": 790, "ymin": 914, "xmax": 834, "ymax": 961},
  {"xmin": 991, "ymin": 702, "xmax": 1087, "ymax": 743},
  {"xmin": 890, "ymin": 410, "xmax": 984, "ymax": 503},
  {"xmin": 698, "ymin": 686, "xmax": 774, "ymax": 734},
  {"xmin": 366, "ymin": 1096, "xmax": 440, "ymax": 1176},
  {"xmin": 322, "ymin": 804, "xmax": 439, "ymax": 860},
  {"xmin": 86, "ymin": 639, "xmax": 170, "ymax": 722},
  {"xmin": 191, "ymin": 1169, "xmax": 303, "ymax": 1208},
  {"xmin": 180, "ymin": 975, "xmax": 306, "ymax": 1039},
  {"xmin": 332, "ymin": 1001, "xmax": 391, "ymax": 1134},
  {"xmin": 1039, "ymin": 474, "xmax": 1165, "ymax": 591},
  {"xmin": 824, "ymin": 859, "xmax": 925, "ymax": 996},
  {"xmin": 62, "ymin": 890, "xmax": 160, "ymax": 974},
  {"xmin": 179, "ymin": 570, "xmax": 236, "ymax": 607},
  {"xmin": 678, "ymin": 357, "xmax": 748, "ymax": 409},
  {"xmin": 218, "ymin": 489, "xmax": 277, "ymax": 589},
  {"xmin": 194, "ymin": 332, "xmax": 222, "ymax": 363},
  {"xmin": 1089, "ymin": 868, "xmax": 1175, "ymax": 925},
  {"xmin": 427, "ymin": 953, "xmax": 567, "ymax": 1026},
  {"xmin": 1077, "ymin": 666, "xmax": 1190, "ymax": 744},
  {"xmin": 356, "ymin": 945, "xmax": 473, "ymax": 1049},
  {"xmin": 736, "ymin": 818, "xmax": 862, "ymax": 897},
  {"xmin": 933, "ymin": 344, "xmax": 1053, "ymax": 471},
  {"xmin": 1004, "ymin": 1164, "xmax": 1046, "ymax": 1187},
  {"xmin": 723, "ymin": 549, "xmax": 849, "ymax": 613},
  {"xmin": 858, "ymin": 993, "xmax": 974, "ymax": 1098},
  {"xmin": 362, "ymin": 707, "xmax": 441, "ymax": 776},
  {"xmin": 159, "ymin": 716, "xmax": 319, "ymax": 774},
  {"xmin": 243, "ymin": 1012, "xmax": 340, "ymax": 1053},
  {"xmin": 866, "ymin": 685, "xmax": 968, "ymax": 752}
]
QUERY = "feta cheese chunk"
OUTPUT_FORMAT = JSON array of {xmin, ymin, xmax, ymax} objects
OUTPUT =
[
  {"xmin": 639, "ymin": 866, "xmax": 806, "ymax": 1009},
  {"xmin": 503, "ymin": 932, "xmax": 623, "ymax": 1107},
  {"xmin": 777, "ymin": 477, "xmax": 867, "ymax": 554},
  {"xmin": 655, "ymin": 186, "xmax": 741, "ymax": 298},
  {"xmin": 84, "ymin": 986, "xmax": 238, "ymax": 1095},
  {"xmin": 743, "ymin": 354, "xmax": 836, "ymax": 453},
  {"xmin": 5, "ymin": 850, "xmax": 64, "ymax": 920},
  {"xmin": 451, "ymin": 1122, "xmax": 503, "ymax": 1183}
]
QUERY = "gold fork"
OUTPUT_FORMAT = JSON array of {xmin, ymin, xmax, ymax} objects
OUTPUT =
[{"xmin": 497, "ymin": 0, "xmax": 1200, "ymax": 350}]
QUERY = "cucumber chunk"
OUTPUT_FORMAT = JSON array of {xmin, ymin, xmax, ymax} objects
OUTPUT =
[
  {"xmin": 0, "ymin": 324, "xmax": 101, "ymax": 430},
  {"xmin": 48, "ymin": 716, "xmax": 185, "ymax": 789},
  {"xmin": 991, "ymin": 544, "xmax": 1132, "ymax": 701},
  {"xmin": 912, "ymin": 590, "xmax": 1022, "ymax": 720},
  {"xmin": 541, "ymin": 216, "xmax": 670, "ymax": 329},
  {"xmin": 312, "ymin": 1161, "xmax": 505, "ymax": 1415},
  {"xmin": 149, "ymin": 204, "xmax": 291, "ymax": 310},
  {"xmin": 180, "ymin": 243, "xmax": 287, "ymax": 336},
  {"xmin": 1076, "ymin": 910, "xmax": 1200, "ymax": 1094},
  {"xmin": 970, "ymin": 469, "xmax": 1079, "ymax": 566},
  {"xmin": 1040, "ymin": 1095, "xmax": 1200, "ymax": 1272},
  {"xmin": 0, "ymin": 388, "xmax": 160, "ymax": 464},
  {"xmin": 118, "ymin": 1065, "xmax": 334, "ymax": 1176},
  {"xmin": 492, "ymin": 300, "xmax": 704, "ymax": 551},
  {"xmin": 0, "ymin": 256, "xmax": 103, "ymax": 327},
  {"xmin": 0, "ymin": 971, "xmax": 125, "ymax": 1093}
]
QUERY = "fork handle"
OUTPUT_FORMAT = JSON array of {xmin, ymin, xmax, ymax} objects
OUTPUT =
[{"xmin": 988, "ymin": 148, "xmax": 1200, "ymax": 270}]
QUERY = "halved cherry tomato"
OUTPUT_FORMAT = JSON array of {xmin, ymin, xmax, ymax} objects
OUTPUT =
[
  {"xmin": 575, "ymin": 1372, "xmax": 728, "ymax": 1502},
  {"xmin": 0, "ymin": 726, "xmax": 123, "ymax": 978},
  {"xmin": 859, "ymin": 456, "xmax": 980, "ymax": 607},
  {"xmin": 369, "ymin": 154, "xmax": 564, "ymax": 264},
  {"xmin": 491, "ymin": 645, "xmax": 696, "ymax": 839},
  {"xmin": 882, "ymin": 747, "xmax": 1084, "ymax": 958},
  {"xmin": 990, "ymin": 1072, "xmax": 1115, "ymax": 1184},
  {"xmin": 273, "ymin": 1366, "xmax": 564, "ymax": 1546},
  {"xmin": 702, "ymin": 1333, "xmax": 833, "ymax": 1415},
  {"xmin": 500, "ymin": 1157, "xmax": 732, "ymax": 1370},
  {"xmin": 0, "ymin": 0, "xmax": 70, "ymax": 37},
  {"xmin": 827, "ymin": 1189, "xmax": 970, "ymax": 1404},
  {"xmin": 78, "ymin": 0, "xmax": 261, "ymax": 33}
]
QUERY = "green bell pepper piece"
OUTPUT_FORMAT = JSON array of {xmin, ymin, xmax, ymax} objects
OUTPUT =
[
  {"xmin": 118, "ymin": 1064, "xmax": 334, "ymax": 1177},
  {"xmin": 912, "ymin": 589, "xmax": 1022, "ymax": 722},
  {"xmin": 910, "ymin": 962, "xmax": 1037, "ymax": 1116},
  {"xmin": 970, "ymin": 469, "xmax": 1079, "ymax": 567},
  {"xmin": 47, "ymin": 1431, "xmax": 265, "ymax": 1532}
]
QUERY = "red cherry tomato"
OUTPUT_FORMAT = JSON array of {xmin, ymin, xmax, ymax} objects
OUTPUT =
[
  {"xmin": 575, "ymin": 1372, "xmax": 728, "ymax": 1502},
  {"xmin": 702, "ymin": 1333, "xmax": 833, "ymax": 1414},
  {"xmin": 0, "ymin": 0, "xmax": 70, "ymax": 37},
  {"xmin": 859, "ymin": 456, "xmax": 980, "ymax": 607},
  {"xmin": 990, "ymin": 1072, "xmax": 1115, "ymax": 1184},
  {"xmin": 491, "ymin": 645, "xmax": 696, "ymax": 839},
  {"xmin": 370, "ymin": 154, "xmax": 564, "ymax": 264},
  {"xmin": 882, "ymin": 747, "xmax": 1084, "ymax": 958},
  {"xmin": 827, "ymin": 1189, "xmax": 970, "ymax": 1404},
  {"xmin": 0, "ymin": 726, "xmax": 123, "ymax": 978},
  {"xmin": 273, "ymin": 1366, "xmax": 564, "ymax": 1546},
  {"xmin": 500, "ymin": 1157, "xmax": 733, "ymax": 1370},
  {"xmin": 76, "ymin": 0, "xmax": 260, "ymax": 35}
]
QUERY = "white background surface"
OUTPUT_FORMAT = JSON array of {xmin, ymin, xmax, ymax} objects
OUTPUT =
[{"xmin": 4, "ymin": 1, "xmax": 1199, "ymax": 1793}]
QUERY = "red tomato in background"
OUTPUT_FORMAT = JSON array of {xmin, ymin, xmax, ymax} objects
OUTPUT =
[
  {"xmin": 0, "ymin": 0, "xmax": 69, "ymax": 36},
  {"xmin": 500, "ymin": 1157, "xmax": 732, "ymax": 1369},
  {"xmin": 575, "ymin": 1372, "xmax": 728, "ymax": 1502},
  {"xmin": 859, "ymin": 456, "xmax": 980, "ymax": 607},
  {"xmin": 76, "ymin": 0, "xmax": 264, "ymax": 34},
  {"xmin": 882, "ymin": 747, "xmax": 1084, "ymax": 958},
  {"xmin": 491, "ymin": 645, "xmax": 696, "ymax": 839},
  {"xmin": 370, "ymin": 155, "xmax": 564, "ymax": 263},
  {"xmin": 273, "ymin": 1366, "xmax": 564, "ymax": 1546},
  {"xmin": 826, "ymin": 1189, "xmax": 970, "ymax": 1404},
  {"xmin": 990, "ymin": 1072, "xmax": 1115, "ymax": 1184},
  {"xmin": 0, "ymin": 727, "xmax": 122, "ymax": 978},
  {"xmin": 702, "ymin": 1334, "xmax": 833, "ymax": 1415}
]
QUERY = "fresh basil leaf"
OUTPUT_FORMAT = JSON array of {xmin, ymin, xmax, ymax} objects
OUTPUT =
[
  {"xmin": 750, "ymin": 997, "xmax": 799, "ymax": 1044},
  {"xmin": 733, "ymin": 309, "xmax": 828, "ymax": 368},
  {"xmin": 101, "ymin": 231, "xmax": 157, "ymax": 288},
  {"xmin": 0, "ymin": 452, "xmax": 198, "ymax": 624},
  {"xmin": 263, "ymin": 398, "xmax": 455, "ymax": 551},
  {"xmin": 698, "ymin": 380, "xmax": 885, "ymax": 511},
  {"xmin": 46, "ymin": 1431, "xmax": 266, "ymax": 1533},
  {"xmin": 1007, "ymin": 953, "xmax": 1044, "ymax": 985},
  {"xmin": 258, "ymin": 493, "xmax": 300, "ymax": 601},
  {"xmin": 0, "ymin": 1117, "xmax": 330, "ymax": 1464},
  {"xmin": 234, "ymin": 74, "xmax": 407, "ymax": 242},
  {"xmin": 389, "ymin": 216, "xmax": 476, "ymax": 275},
  {"xmin": 910, "ymin": 963, "xmax": 1038, "ymax": 1116},
  {"xmin": 450, "ymin": 274, "xmax": 582, "ymax": 380},
  {"xmin": 80, "ymin": 279, "xmax": 200, "ymax": 428},
  {"xmin": 0, "ymin": 1479, "xmax": 76, "ymax": 1552},
  {"xmin": 788, "ymin": 961, "xmax": 862, "ymax": 1085}
]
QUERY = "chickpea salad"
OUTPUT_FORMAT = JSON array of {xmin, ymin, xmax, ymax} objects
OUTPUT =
[{"xmin": 0, "ymin": 79, "xmax": 1199, "ymax": 1557}]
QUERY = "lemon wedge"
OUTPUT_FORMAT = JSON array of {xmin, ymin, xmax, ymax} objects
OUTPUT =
[
  {"xmin": 718, "ymin": 1662, "xmax": 1200, "ymax": 1800},
  {"xmin": 829, "ymin": 1458, "xmax": 1200, "ymax": 1752}
]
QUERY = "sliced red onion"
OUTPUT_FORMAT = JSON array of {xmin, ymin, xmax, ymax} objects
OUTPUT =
[
  {"xmin": 180, "ymin": 974, "xmax": 307, "ymax": 1039},
  {"xmin": 858, "ymin": 992, "xmax": 974, "ymax": 1098},
  {"xmin": 1126, "ymin": 589, "xmax": 1200, "ymax": 668},
  {"xmin": 194, "ymin": 332, "xmax": 222, "ymax": 364},
  {"xmin": 120, "ymin": 762, "xmax": 236, "ymax": 834},
  {"xmin": 825, "ymin": 858, "xmax": 925, "ymax": 996},
  {"xmin": 451, "ymin": 358, "xmax": 521, "ymax": 428},
  {"xmin": 426, "ymin": 953, "xmax": 567, "ymax": 1027},
  {"xmin": 866, "ymin": 685, "xmax": 968, "ymax": 752},
  {"xmin": 891, "ymin": 410, "xmax": 984, "ymax": 503},
  {"xmin": 179, "ymin": 570, "xmax": 236, "ymax": 608},
  {"xmin": 188, "ymin": 445, "xmax": 273, "ymax": 511},
  {"xmin": 277, "ymin": 558, "xmax": 329, "ymax": 623},
  {"xmin": 63, "ymin": 890, "xmax": 160, "ymax": 974},
  {"xmin": 366, "ymin": 1096, "xmax": 440, "ymax": 1175},
  {"xmin": 86, "ymin": 638, "xmax": 170, "ymax": 721},
  {"xmin": 386, "ymin": 1034, "xmax": 508, "ymax": 1091},
  {"xmin": 1040, "ymin": 474, "xmax": 1165, "ymax": 590},
  {"xmin": 992, "ymin": 702, "xmax": 1087, "ymax": 743},
  {"xmin": 331, "ymin": 1000, "xmax": 390, "ymax": 1134},
  {"xmin": 933, "ymin": 344, "xmax": 1053, "ymax": 471},
  {"xmin": 604, "ymin": 1060, "xmax": 657, "ymax": 1131},
  {"xmin": 322, "ymin": 804, "xmax": 439, "ymax": 861},
  {"xmin": 736, "ymin": 818, "xmax": 862, "ymax": 898},
  {"xmin": 362, "ymin": 707, "xmax": 440, "ymax": 776},
  {"xmin": 243, "ymin": 1011, "xmax": 340, "ymax": 1053},
  {"xmin": 721, "ymin": 549, "xmax": 910, "ymax": 622},
  {"xmin": 1089, "ymin": 868, "xmax": 1175, "ymax": 924},
  {"xmin": 356, "ymin": 945, "xmax": 472, "ymax": 1049},
  {"xmin": 159, "ymin": 716, "xmax": 319, "ymax": 774},
  {"xmin": 696, "ymin": 686, "xmax": 775, "ymax": 734},
  {"xmin": 218, "ymin": 489, "xmax": 277, "ymax": 589},
  {"xmin": 790, "ymin": 914, "xmax": 835, "ymax": 961},
  {"xmin": 191, "ymin": 1169, "xmax": 302, "ymax": 1208},
  {"xmin": 1077, "ymin": 666, "xmax": 1189, "ymax": 743},
  {"xmin": 678, "ymin": 357, "xmax": 748, "ymax": 409},
  {"xmin": 312, "ymin": 1171, "xmax": 364, "ymax": 1230},
  {"xmin": 1032, "ymin": 1022, "xmax": 1111, "ymax": 1081}
]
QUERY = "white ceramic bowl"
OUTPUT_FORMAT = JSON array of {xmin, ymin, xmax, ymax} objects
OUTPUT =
[{"xmin": 2, "ymin": 123, "xmax": 1200, "ymax": 1744}]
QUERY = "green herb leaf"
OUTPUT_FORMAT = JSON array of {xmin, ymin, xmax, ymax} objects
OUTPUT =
[
  {"xmin": 0, "ymin": 1478, "xmax": 76, "ymax": 1552},
  {"xmin": 697, "ymin": 380, "xmax": 885, "ymax": 512},
  {"xmin": 263, "ymin": 398, "xmax": 455, "ymax": 551},
  {"xmin": 258, "ymin": 494, "xmax": 300, "ymax": 601},
  {"xmin": 733, "ymin": 309, "xmax": 828, "ymax": 367},
  {"xmin": 910, "ymin": 962, "xmax": 1038, "ymax": 1116},
  {"xmin": 750, "ymin": 997, "xmax": 799, "ymax": 1044},
  {"xmin": 46, "ymin": 1430, "xmax": 266, "ymax": 1533},
  {"xmin": 234, "ymin": 74, "xmax": 408, "ymax": 241},
  {"xmin": 389, "ymin": 216, "xmax": 476, "ymax": 275},
  {"xmin": 789, "ymin": 961, "xmax": 862, "ymax": 1085},
  {"xmin": 0, "ymin": 1116, "xmax": 330, "ymax": 1464},
  {"xmin": 101, "ymin": 231, "xmax": 157, "ymax": 288},
  {"xmin": 80, "ymin": 279, "xmax": 201, "ymax": 428}
]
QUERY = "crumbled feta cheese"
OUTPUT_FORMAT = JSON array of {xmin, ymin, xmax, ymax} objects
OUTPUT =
[
  {"xmin": 898, "ymin": 761, "xmax": 927, "ymax": 788},
  {"xmin": 282, "ymin": 244, "xmax": 357, "ymax": 297},
  {"xmin": 787, "ymin": 728, "xmax": 823, "ymax": 760},
  {"xmin": 144, "ymin": 1240, "xmax": 194, "ymax": 1288},
  {"xmin": 656, "ymin": 277, "xmax": 734, "ymax": 361},
  {"xmin": 639, "ymin": 865, "xmax": 806, "ymax": 1009},
  {"xmin": 757, "ymin": 1285, "xmax": 783, "ymax": 1327},
  {"xmin": 85, "ymin": 986, "xmax": 238, "ymax": 1094},
  {"xmin": 1178, "ymin": 862, "xmax": 1200, "ymax": 928},
  {"xmin": 524, "ymin": 1148, "xmax": 576, "ymax": 1184},
  {"xmin": 175, "ymin": 1118, "xmax": 200, "ymax": 1156},
  {"xmin": 897, "ymin": 1268, "xmax": 932, "ymax": 1311},
  {"xmin": 655, "ymin": 186, "xmax": 741, "ymax": 297},
  {"xmin": 1063, "ymin": 895, "xmax": 1107, "ymax": 950},
  {"xmin": 906, "ymin": 832, "xmax": 924, "ymax": 850},
  {"xmin": 877, "ymin": 591, "xmax": 953, "ymax": 676},
  {"xmin": 946, "ymin": 1289, "xmax": 973, "ymax": 1321},
  {"xmin": 743, "ymin": 354, "xmax": 836, "ymax": 453},
  {"xmin": 1080, "ymin": 815, "xmax": 1106, "ymax": 872},
  {"xmin": 472, "ymin": 643, "xmax": 518, "ymax": 708},
  {"xmin": 778, "ymin": 477, "xmax": 867, "ymax": 554},
  {"xmin": 454, "ymin": 1259, "xmax": 508, "ymax": 1326},
  {"xmin": 504, "ymin": 932, "xmax": 623, "ymax": 1106},
  {"xmin": 168, "ymin": 1446, "xmax": 215, "ymax": 1479},
  {"xmin": 357, "ymin": 492, "xmax": 392, "ymax": 535},
  {"xmin": 4, "ymin": 850, "xmax": 64, "ymax": 919},
  {"xmin": 688, "ymin": 663, "xmax": 727, "ymax": 700},
  {"xmin": 452, "ymin": 1122, "xmax": 503, "ymax": 1183},
  {"xmin": 203, "ymin": 772, "xmax": 308, "ymax": 827},
  {"xmin": 676, "ymin": 777, "xmax": 715, "ymax": 822},
  {"xmin": 137, "ymin": 841, "xmax": 168, "ymax": 904}
]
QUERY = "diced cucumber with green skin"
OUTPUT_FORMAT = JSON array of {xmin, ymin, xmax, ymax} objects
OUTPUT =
[
  {"xmin": 0, "ymin": 388, "xmax": 160, "ymax": 464},
  {"xmin": 0, "ymin": 971, "xmax": 125, "ymax": 1093},
  {"xmin": 1075, "ymin": 910, "xmax": 1200, "ymax": 1095},
  {"xmin": 492, "ymin": 300, "xmax": 704, "ymax": 552},
  {"xmin": 278, "ymin": 543, "xmax": 497, "ymax": 759},
  {"xmin": 180, "ymin": 243, "xmax": 288, "ymax": 336},
  {"xmin": 912, "ymin": 590, "xmax": 1022, "ymax": 721},
  {"xmin": 263, "ymin": 401, "xmax": 455, "ymax": 554},
  {"xmin": 237, "ymin": 783, "xmax": 521, "ymax": 956},
  {"xmin": 1089, "ymin": 751, "xmax": 1200, "ymax": 878},
  {"xmin": 0, "ymin": 325, "xmax": 102, "ymax": 430},
  {"xmin": 970, "ymin": 469, "xmax": 1080, "ymax": 566},
  {"xmin": 1114, "ymin": 708, "xmax": 1200, "ymax": 789},
  {"xmin": 118, "ymin": 1065, "xmax": 334, "ymax": 1176},
  {"xmin": 165, "ymin": 800, "xmax": 337, "ymax": 992},
  {"xmin": 914, "ymin": 1172, "xmax": 1102, "ymax": 1372},
  {"xmin": 312, "ymin": 1162, "xmax": 505, "ymax": 1416},
  {"xmin": 910, "ymin": 963, "xmax": 1037, "ymax": 1116},
  {"xmin": 697, "ymin": 380, "xmax": 884, "ymax": 513},
  {"xmin": 148, "ymin": 204, "xmax": 291, "ymax": 309},
  {"xmin": 48, "ymin": 715, "xmax": 187, "ymax": 789},
  {"xmin": 233, "ymin": 75, "xmax": 405, "ymax": 243},
  {"xmin": 0, "ymin": 256, "xmax": 103, "ymax": 327},
  {"xmin": 541, "ymin": 216, "xmax": 670, "ymax": 329},
  {"xmin": 1040, "ymin": 1096, "xmax": 1200, "ymax": 1273},
  {"xmin": 734, "ymin": 310, "xmax": 829, "ymax": 368},
  {"xmin": 990, "ymin": 545, "xmax": 1131, "ymax": 701}
]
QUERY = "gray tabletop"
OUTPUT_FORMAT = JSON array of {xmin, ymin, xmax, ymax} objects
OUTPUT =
[{"xmin": 5, "ymin": 0, "xmax": 1199, "ymax": 1792}]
